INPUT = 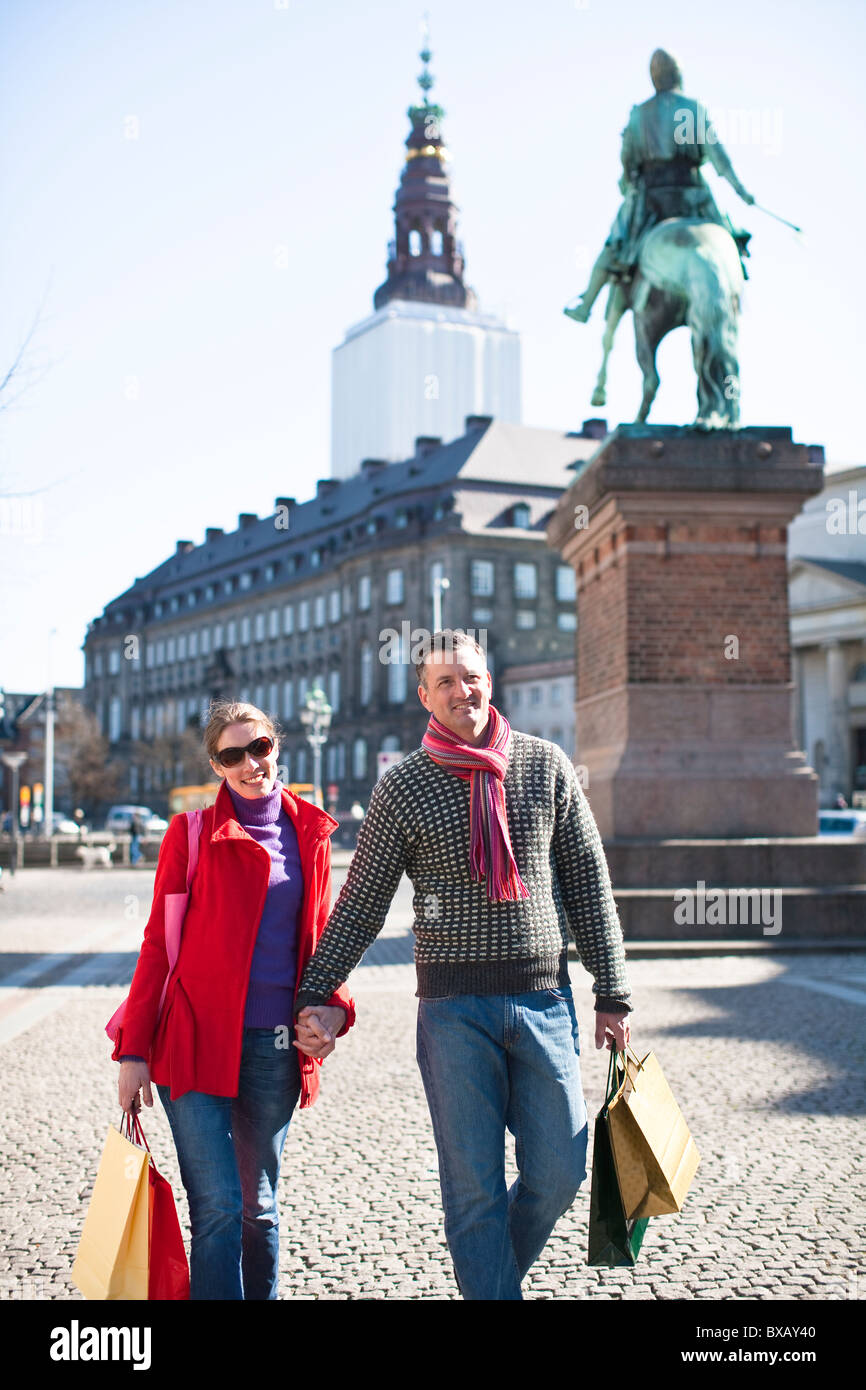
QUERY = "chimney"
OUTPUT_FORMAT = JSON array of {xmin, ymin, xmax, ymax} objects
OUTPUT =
[
  {"xmin": 465, "ymin": 414, "xmax": 493, "ymax": 432},
  {"xmin": 274, "ymin": 496, "xmax": 296, "ymax": 511},
  {"xmin": 581, "ymin": 418, "xmax": 608, "ymax": 440},
  {"xmin": 238, "ymin": 513, "xmax": 258, "ymax": 529},
  {"xmin": 414, "ymin": 435, "xmax": 442, "ymax": 458},
  {"xmin": 205, "ymin": 527, "xmax": 223, "ymax": 542},
  {"xmin": 175, "ymin": 540, "xmax": 194, "ymax": 554},
  {"xmin": 361, "ymin": 458, "xmax": 388, "ymax": 478},
  {"xmin": 316, "ymin": 479, "xmax": 340, "ymax": 497}
]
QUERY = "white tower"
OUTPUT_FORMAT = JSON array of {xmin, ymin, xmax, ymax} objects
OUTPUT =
[{"xmin": 330, "ymin": 34, "xmax": 521, "ymax": 479}]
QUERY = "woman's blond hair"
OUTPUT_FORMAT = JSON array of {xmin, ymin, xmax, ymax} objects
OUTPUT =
[{"xmin": 203, "ymin": 700, "xmax": 279, "ymax": 762}]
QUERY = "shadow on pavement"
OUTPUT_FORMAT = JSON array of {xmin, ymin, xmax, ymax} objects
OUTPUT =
[{"xmin": 649, "ymin": 963, "xmax": 866, "ymax": 1117}]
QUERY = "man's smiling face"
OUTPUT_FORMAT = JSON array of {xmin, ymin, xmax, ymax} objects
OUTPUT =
[{"xmin": 418, "ymin": 647, "xmax": 492, "ymax": 746}]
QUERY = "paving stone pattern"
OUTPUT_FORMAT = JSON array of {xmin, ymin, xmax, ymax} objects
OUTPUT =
[{"xmin": 0, "ymin": 869, "xmax": 863, "ymax": 1300}]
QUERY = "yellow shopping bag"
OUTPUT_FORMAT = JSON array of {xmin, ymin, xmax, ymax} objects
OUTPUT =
[
  {"xmin": 607, "ymin": 1046, "xmax": 700, "ymax": 1221},
  {"xmin": 72, "ymin": 1118, "xmax": 150, "ymax": 1300}
]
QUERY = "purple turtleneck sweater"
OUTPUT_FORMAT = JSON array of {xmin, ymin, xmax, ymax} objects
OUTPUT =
[
  {"xmin": 119, "ymin": 782, "xmax": 303, "ymax": 1061},
  {"xmin": 227, "ymin": 781, "xmax": 304, "ymax": 1028}
]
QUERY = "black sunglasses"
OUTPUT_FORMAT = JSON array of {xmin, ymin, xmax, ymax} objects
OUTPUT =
[{"xmin": 214, "ymin": 735, "xmax": 275, "ymax": 769}]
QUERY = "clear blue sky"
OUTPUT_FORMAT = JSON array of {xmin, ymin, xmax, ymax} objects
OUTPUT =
[{"xmin": 2, "ymin": 0, "xmax": 864, "ymax": 692}]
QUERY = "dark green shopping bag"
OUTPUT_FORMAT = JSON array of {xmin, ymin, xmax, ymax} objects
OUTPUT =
[{"xmin": 587, "ymin": 1049, "xmax": 650, "ymax": 1266}]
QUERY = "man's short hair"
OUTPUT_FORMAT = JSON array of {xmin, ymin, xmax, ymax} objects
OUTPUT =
[{"xmin": 415, "ymin": 629, "xmax": 487, "ymax": 689}]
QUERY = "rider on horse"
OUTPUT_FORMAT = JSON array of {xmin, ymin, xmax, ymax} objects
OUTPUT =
[{"xmin": 566, "ymin": 49, "xmax": 755, "ymax": 324}]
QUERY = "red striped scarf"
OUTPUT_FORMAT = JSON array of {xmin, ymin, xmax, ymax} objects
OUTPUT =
[{"xmin": 422, "ymin": 705, "xmax": 530, "ymax": 902}]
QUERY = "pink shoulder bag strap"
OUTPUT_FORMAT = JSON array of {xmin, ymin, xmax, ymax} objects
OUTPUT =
[{"xmin": 106, "ymin": 808, "xmax": 204, "ymax": 1042}]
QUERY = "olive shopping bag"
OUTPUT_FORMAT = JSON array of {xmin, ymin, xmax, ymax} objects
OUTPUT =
[{"xmin": 587, "ymin": 1048, "xmax": 649, "ymax": 1267}]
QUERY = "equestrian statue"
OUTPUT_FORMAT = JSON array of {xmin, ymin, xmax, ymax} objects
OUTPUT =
[{"xmin": 565, "ymin": 49, "xmax": 758, "ymax": 429}]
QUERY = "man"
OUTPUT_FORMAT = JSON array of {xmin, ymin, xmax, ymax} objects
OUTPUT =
[
  {"xmin": 295, "ymin": 629, "xmax": 632, "ymax": 1300},
  {"xmin": 565, "ymin": 47, "xmax": 755, "ymax": 324}
]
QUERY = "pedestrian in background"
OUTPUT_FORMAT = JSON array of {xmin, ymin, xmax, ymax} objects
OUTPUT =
[
  {"xmin": 129, "ymin": 811, "xmax": 144, "ymax": 866},
  {"xmin": 296, "ymin": 630, "xmax": 632, "ymax": 1300},
  {"xmin": 113, "ymin": 700, "xmax": 354, "ymax": 1300}
]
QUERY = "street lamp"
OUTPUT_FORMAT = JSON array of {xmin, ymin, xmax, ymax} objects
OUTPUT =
[
  {"xmin": 1, "ymin": 751, "xmax": 28, "ymax": 877},
  {"xmin": 299, "ymin": 684, "xmax": 332, "ymax": 808}
]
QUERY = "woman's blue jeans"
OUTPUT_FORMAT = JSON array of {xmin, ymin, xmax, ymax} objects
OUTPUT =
[
  {"xmin": 157, "ymin": 1027, "xmax": 301, "ymax": 1300},
  {"xmin": 416, "ymin": 987, "xmax": 588, "ymax": 1301}
]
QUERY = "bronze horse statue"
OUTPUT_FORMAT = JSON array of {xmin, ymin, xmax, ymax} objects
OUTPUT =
[{"xmin": 585, "ymin": 217, "xmax": 744, "ymax": 429}]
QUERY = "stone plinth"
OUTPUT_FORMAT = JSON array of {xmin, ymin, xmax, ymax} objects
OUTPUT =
[{"xmin": 547, "ymin": 425, "xmax": 825, "ymax": 840}]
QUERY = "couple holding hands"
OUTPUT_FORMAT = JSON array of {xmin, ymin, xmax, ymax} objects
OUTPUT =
[{"xmin": 114, "ymin": 630, "xmax": 632, "ymax": 1301}]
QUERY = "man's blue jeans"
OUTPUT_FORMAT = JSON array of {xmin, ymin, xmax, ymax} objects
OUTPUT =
[
  {"xmin": 157, "ymin": 1027, "xmax": 301, "ymax": 1300},
  {"xmin": 416, "ymin": 987, "xmax": 588, "ymax": 1301}
]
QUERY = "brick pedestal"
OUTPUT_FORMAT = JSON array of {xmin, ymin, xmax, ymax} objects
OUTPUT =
[{"xmin": 547, "ymin": 425, "xmax": 824, "ymax": 839}]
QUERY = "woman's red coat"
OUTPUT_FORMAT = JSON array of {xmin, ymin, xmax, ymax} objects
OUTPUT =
[{"xmin": 111, "ymin": 780, "xmax": 355, "ymax": 1106}]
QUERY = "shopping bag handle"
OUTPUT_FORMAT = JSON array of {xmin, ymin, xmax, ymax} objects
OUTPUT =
[
  {"xmin": 605, "ymin": 1047, "xmax": 626, "ymax": 1104},
  {"xmin": 120, "ymin": 1109, "xmax": 152, "ymax": 1154}
]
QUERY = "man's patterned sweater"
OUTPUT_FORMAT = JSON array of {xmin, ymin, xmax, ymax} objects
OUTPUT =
[{"xmin": 297, "ymin": 732, "xmax": 632, "ymax": 1012}]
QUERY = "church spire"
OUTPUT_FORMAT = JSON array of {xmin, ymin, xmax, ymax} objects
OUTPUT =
[{"xmin": 373, "ymin": 20, "xmax": 477, "ymax": 311}]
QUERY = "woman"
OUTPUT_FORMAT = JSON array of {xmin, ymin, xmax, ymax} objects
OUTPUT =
[{"xmin": 113, "ymin": 700, "xmax": 354, "ymax": 1300}]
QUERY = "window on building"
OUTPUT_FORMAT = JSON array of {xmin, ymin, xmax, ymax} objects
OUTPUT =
[
  {"xmin": 556, "ymin": 564, "xmax": 576, "ymax": 602},
  {"xmin": 395, "ymin": 509, "xmax": 408, "ymax": 528},
  {"xmin": 551, "ymin": 682, "xmax": 562, "ymax": 705},
  {"xmin": 409, "ymin": 228, "xmax": 422, "ymax": 256},
  {"xmin": 358, "ymin": 575, "xmax": 371, "ymax": 611},
  {"xmin": 187, "ymin": 591, "xmax": 197, "ymax": 608},
  {"xmin": 224, "ymin": 578, "xmax": 234, "ymax": 596},
  {"xmin": 360, "ymin": 642, "xmax": 373, "ymax": 705},
  {"xmin": 145, "ymin": 645, "xmax": 154, "ymax": 670},
  {"xmin": 530, "ymin": 686, "xmax": 542, "ymax": 706},
  {"xmin": 254, "ymin": 612, "xmax": 265, "ymax": 642},
  {"xmin": 311, "ymin": 548, "xmax": 322, "ymax": 568},
  {"xmin": 156, "ymin": 640, "xmax": 165, "ymax": 666},
  {"xmin": 283, "ymin": 604, "xmax": 294, "ymax": 635},
  {"xmin": 514, "ymin": 563, "xmax": 537, "ymax": 599},
  {"xmin": 200, "ymin": 628, "xmax": 210, "ymax": 656},
  {"xmin": 226, "ymin": 620, "xmax": 237, "ymax": 647},
  {"xmin": 512, "ymin": 503, "xmax": 531, "ymax": 529},
  {"xmin": 510, "ymin": 689, "xmax": 521, "ymax": 709},
  {"xmin": 269, "ymin": 608, "xmax": 279, "ymax": 639},
  {"xmin": 130, "ymin": 705, "xmax": 141, "ymax": 740},
  {"xmin": 170, "ymin": 596, "xmax": 180, "ymax": 612},
  {"xmin": 471, "ymin": 560, "xmax": 494, "ymax": 597},
  {"xmin": 328, "ymin": 589, "xmax": 340, "ymax": 623},
  {"xmin": 154, "ymin": 601, "xmax": 164, "ymax": 617},
  {"xmin": 299, "ymin": 600, "xmax": 310, "ymax": 631},
  {"xmin": 342, "ymin": 584, "xmax": 352, "ymax": 615},
  {"xmin": 352, "ymin": 737, "xmax": 367, "ymax": 780},
  {"xmin": 265, "ymin": 563, "xmax": 275, "ymax": 583},
  {"xmin": 386, "ymin": 569, "xmax": 404, "ymax": 605},
  {"xmin": 189, "ymin": 631, "xmax": 198, "ymax": 658},
  {"xmin": 557, "ymin": 612, "xmax": 577, "ymax": 632},
  {"xmin": 213, "ymin": 622, "xmax": 224, "ymax": 649},
  {"xmin": 240, "ymin": 572, "xmax": 253, "ymax": 591},
  {"xmin": 205, "ymin": 585, "xmax": 215, "ymax": 602},
  {"xmin": 254, "ymin": 683, "xmax": 265, "ymax": 709},
  {"xmin": 283, "ymin": 679, "xmax": 294, "ymax": 720},
  {"xmin": 108, "ymin": 698, "xmax": 122, "ymax": 743},
  {"xmin": 268, "ymin": 682, "xmax": 278, "ymax": 715},
  {"xmin": 177, "ymin": 634, "xmax": 187, "ymax": 661},
  {"xmin": 515, "ymin": 610, "xmax": 537, "ymax": 629},
  {"xmin": 314, "ymin": 595, "xmax": 326, "ymax": 628},
  {"xmin": 328, "ymin": 669, "xmax": 340, "ymax": 712},
  {"xmin": 240, "ymin": 616, "xmax": 251, "ymax": 645},
  {"xmin": 387, "ymin": 650, "xmax": 408, "ymax": 703}
]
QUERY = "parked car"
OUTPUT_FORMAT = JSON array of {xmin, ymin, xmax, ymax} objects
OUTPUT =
[
  {"xmin": 105, "ymin": 804, "xmax": 163, "ymax": 835},
  {"xmin": 51, "ymin": 814, "xmax": 86, "ymax": 836},
  {"xmin": 818, "ymin": 809, "xmax": 866, "ymax": 839}
]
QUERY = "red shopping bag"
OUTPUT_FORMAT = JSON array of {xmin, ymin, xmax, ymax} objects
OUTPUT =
[{"xmin": 127, "ymin": 1113, "xmax": 189, "ymax": 1300}]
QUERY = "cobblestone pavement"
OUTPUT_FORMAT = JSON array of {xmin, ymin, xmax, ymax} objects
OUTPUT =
[{"xmin": 0, "ymin": 867, "xmax": 864, "ymax": 1302}]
